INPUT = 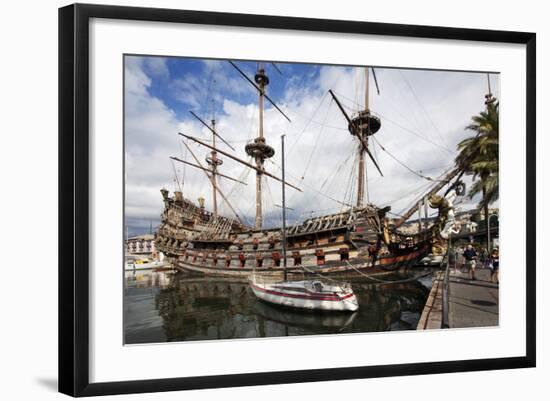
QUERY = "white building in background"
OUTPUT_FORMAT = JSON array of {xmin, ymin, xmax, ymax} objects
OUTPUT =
[{"xmin": 126, "ymin": 234, "xmax": 157, "ymax": 257}]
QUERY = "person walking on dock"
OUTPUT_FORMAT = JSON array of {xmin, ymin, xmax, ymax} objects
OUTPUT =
[
  {"xmin": 480, "ymin": 248, "xmax": 488, "ymax": 267},
  {"xmin": 463, "ymin": 244, "xmax": 478, "ymax": 280},
  {"xmin": 490, "ymin": 248, "xmax": 499, "ymax": 283}
]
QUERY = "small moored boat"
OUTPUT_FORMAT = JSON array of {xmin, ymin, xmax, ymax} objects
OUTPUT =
[
  {"xmin": 250, "ymin": 276, "xmax": 359, "ymax": 312},
  {"xmin": 125, "ymin": 256, "xmax": 167, "ymax": 271}
]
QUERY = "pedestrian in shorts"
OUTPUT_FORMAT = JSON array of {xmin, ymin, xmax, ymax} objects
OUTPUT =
[{"xmin": 463, "ymin": 244, "xmax": 478, "ymax": 280}]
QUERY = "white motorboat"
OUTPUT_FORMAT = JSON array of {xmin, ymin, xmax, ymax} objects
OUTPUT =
[
  {"xmin": 125, "ymin": 256, "xmax": 167, "ymax": 271},
  {"xmin": 250, "ymin": 276, "xmax": 359, "ymax": 312}
]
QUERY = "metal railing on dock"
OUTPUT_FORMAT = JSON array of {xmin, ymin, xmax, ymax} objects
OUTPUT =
[{"xmin": 441, "ymin": 239, "xmax": 451, "ymax": 329}]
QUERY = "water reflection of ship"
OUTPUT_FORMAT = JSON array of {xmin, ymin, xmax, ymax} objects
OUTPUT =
[
  {"xmin": 253, "ymin": 300, "xmax": 357, "ymax": 331},
  {"xmin": 152, "ymin": 272, "xmax": 430, "ymax": 340},
  {"xmin": 165, "ymin": 275, "xmax": 249, "ymax": 297},
  {"xmin": 155, "ymin": 276, "xmax": 253, "ymax": 341},
  {"xmin": 355, "ymin": 279, "xmax": 429, "ymax": 331},
  {"xmin": 155, "ymin": 276, "xmax": 358, "ymax": 339},
  {"xmin": 125, "ymin": 270, "xmax": 174, "ymax": 289},
  {"xmin": 353, "ymin": 277, "xmax": 431, "ymax": 298}
]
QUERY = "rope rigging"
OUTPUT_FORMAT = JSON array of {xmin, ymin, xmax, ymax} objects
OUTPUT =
[
  {"xmin": 172, "ymin": 65, "xmax": 468, "ymax": 233},
  {"xmin": 398, "ymin": 71, "xmax": 453, "ymax": 154},
  {"xmin": 287, "ymin": 91, "xmax": 331, "ymax": 157},
  {"xmin": 318, "ymin": 147, "xmax": 355, "ymax": 193},
  {"xmin": 394, "ymin": 167, "xmax": 456, "ymax": 217},
  {"xmin": 342, "ymin": 151, "xmax": 358, "ymax": 211},
  {"xmin": 299, "ymin": 96, "xmax": 333, "ymax": 181},
  {"xmin": 267, "ymin": 159, "xmax": 353, "ymax": 208},
  {"xmin": 170, "ymin": 159, "xmax": 182, "ymax": 192},
  {"xmin": 223, "ymin": 161, "xmax": 254, "ymax": 227},
  {"xmin": 371, "ymin": 136, "xmax": 438, "ymax": 182},
  {"xmin": 330, "ymin": 88, "xmax": 454, "ymax": 156}
]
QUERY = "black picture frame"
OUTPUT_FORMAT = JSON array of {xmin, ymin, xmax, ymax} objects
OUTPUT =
[{"xmin": 59, "ymin": 3, "xmax": 536, "ymax": 397}]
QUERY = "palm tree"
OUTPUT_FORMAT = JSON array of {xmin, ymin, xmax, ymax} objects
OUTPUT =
[{"xmin": 456, "ymin": 101, "xmax": 499, "ymax": 251}]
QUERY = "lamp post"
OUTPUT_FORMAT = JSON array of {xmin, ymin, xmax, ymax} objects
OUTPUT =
[{"xmin": 487, "ymin": 214, "xmax": 498, "ymax": 251}]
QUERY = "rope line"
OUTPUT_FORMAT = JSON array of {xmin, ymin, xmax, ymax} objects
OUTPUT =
[
  {"xmin": 371, "ymin": 136, "xmax": 436, "ymax": 182},
  {"xmin": 294, "ymin": 262, "xmax": 434, "ymax": 286},
  {"xmin": 330, "ymin": 88, "xmax": 454, "ymax": 156},
  {"xmin": 267, "ymin": 159, "xmax": 353, "ymax": 208},
  {"xmin": 344, "ymin": 261, "xmax": 434, "ymax": 284},
  {"xmin": 398, "ymin": 71, "xmax": 453, "ymax": 154},
  {"xmin": 287, "ymin": 91, "xmax": 330, "ymax": 157},
  {"xmin": 295, "ymin": 264, "xmax": 341, "ymax": 283}
]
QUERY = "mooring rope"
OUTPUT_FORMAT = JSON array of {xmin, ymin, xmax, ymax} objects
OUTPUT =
[
  {"xmin": 344, "ymin": 261, "xmax": 433, "ymax": 284},
  {"xmin": 288, "ymin": 262, "xmax": 433, "ymax": 286},
  {"xmin": 295, "ymin": 264, "xmax": 341, "ymax": 283}
]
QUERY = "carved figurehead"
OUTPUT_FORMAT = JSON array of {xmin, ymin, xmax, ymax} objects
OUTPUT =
[{"xmin": 429, "ymin": 181, "xmax": 465, "ymax": 239}]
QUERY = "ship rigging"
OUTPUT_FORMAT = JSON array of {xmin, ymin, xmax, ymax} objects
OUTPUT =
[{"xmin": 155, "ymin": 61, "xmax": 475, "ymax": 279}]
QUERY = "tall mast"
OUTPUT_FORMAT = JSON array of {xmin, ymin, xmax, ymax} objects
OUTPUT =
[
  {"xmin": 328, "ymin": 89, "xmax": 383, "ymax": 178},
  {"xmin": 281, "ymin": 135, "xmax": 288, "ymax": 281},
  {"xmin": 257, "ymin": 63, "xmax": 265, "ymax": 229},
  {"xmin": 365, "ymin": 67, "xmax": 370, "ymax": 111},
  {"xmin": 212, "ymin": 120, "xmax": 218, "ymax": 215},
  {"xmin": 328, "ymin": 66, "xmax": 382, "ymax": 208},
  {"xmin": 205, "ymin": 119, "xmax": 223, "ymax": 216},
  {"xmin": 356, "ymin": 67, "xmax": 370, "ymax": 207},
  {"xmin": 189, "ymin": 102, "xmax": 234, "ymax": 218},
  {"xmin": 227, "ymin": 60, "xmax": 292, "ymax": 229},
  {"xmin": 245, "ymin": 62, "xmax": 275, "ymax": 230}
]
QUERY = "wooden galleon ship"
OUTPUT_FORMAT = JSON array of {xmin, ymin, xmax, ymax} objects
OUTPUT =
[{"xmin": 154, "ymin": 62, "xmax": 465, "ymax": 278}]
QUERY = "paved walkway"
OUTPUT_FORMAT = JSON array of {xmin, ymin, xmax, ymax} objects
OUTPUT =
[
  {"xmin": 417, "ymin": 271, "xmax": 444, "ymax": 330},
  {"xmin": 448, "ymin": 267, "xmax": 499, "ymax": 328}
]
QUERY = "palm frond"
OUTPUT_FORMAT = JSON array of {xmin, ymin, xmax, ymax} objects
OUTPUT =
[{"xmin": 457, "ymin": 101, "xmax": 499, "ymax": 209}]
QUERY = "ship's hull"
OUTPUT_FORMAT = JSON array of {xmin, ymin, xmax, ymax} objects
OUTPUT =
[
  {"xmin": 156, "ymin": 189, "xmax": 436, "ymax": 279},
  {"xmin": 170, "ymin": 242, "xmax": 430, "ymax": 278}
]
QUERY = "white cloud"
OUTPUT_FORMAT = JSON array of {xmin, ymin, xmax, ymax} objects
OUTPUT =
[
  {"xmin": 144, "ymin": 57, "xmax": 170, "ymax": 79},
  {"xmin": 171, "ymin": 59, "xmax": 250, "ymax": 112},
  {"xmin": 124, "ymin": 57, "xmax": 499, "ymax": 233}
]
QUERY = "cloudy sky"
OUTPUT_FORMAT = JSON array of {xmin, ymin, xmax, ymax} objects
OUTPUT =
[{"xmin": 124, "ymin": 55, "xmax": 499, "ymax": 236}]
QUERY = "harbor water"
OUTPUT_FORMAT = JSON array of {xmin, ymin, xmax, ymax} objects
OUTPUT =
[{"xmin": 124, "ymin": 268, "xmax": 433, "ymax": 344}]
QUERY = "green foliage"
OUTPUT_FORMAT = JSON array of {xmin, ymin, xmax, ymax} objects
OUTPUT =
[{"xmin": 455, "ymin": 101, "xmax": 499, "ymax": 210}]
